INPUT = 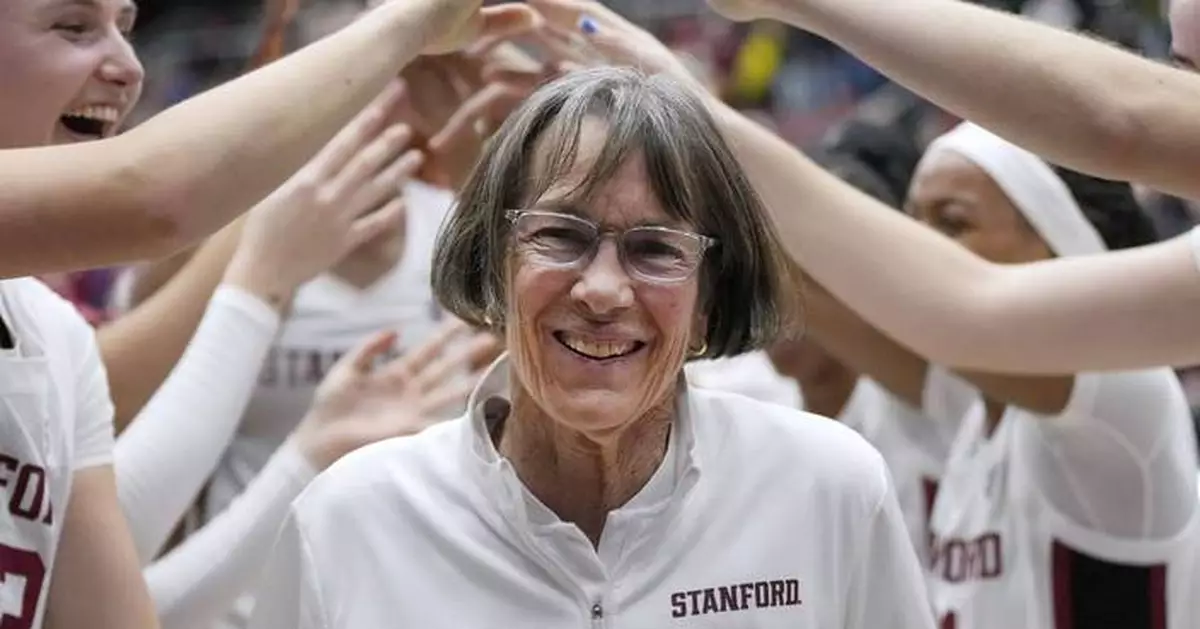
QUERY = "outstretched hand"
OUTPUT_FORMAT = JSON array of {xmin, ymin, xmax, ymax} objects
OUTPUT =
[
  {"xmin": 225, "ymin": 80, "xmax": 423, "ymax": 309},
  {"xmin": 397, "ymin": 40, "xmax": 555, "ymax": 190},
  {"xmin": 524, "ymin": 0, "xmax": 702, "ymax": 90},
  {"xmin": 420, "ymin": 1, "xmax": 540, "ymax": 55},
  {"xmin": 291, "ymin": 319, "xmax": 502, "ymax": 470}
]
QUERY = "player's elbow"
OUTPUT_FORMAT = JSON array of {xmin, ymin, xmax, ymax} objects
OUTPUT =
[{"xmin": 111, "ymin": 148, "xmax": 200, "ymax": 260}]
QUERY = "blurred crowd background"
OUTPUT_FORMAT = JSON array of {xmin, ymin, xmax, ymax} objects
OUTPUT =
[{"xmin": 78, "ymin": 0, "xmax": 1200, "ymax": 413}]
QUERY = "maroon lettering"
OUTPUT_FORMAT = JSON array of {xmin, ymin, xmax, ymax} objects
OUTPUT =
[
  {"xmin": 8, "ymin": 467, "xmax": 43, "ymax": 521},
  {"xmin": 0, "ymin": 454, "xmax": 51, "ymax": 525},
  {"xmin": 259, "ymin": 348, "xmax": 279, "ymax": 386},
  {"xmin": 305, "ymin": 351, "xmax": 325, "ymax": 386},
  {"xmin": 285, "ymin": 349, "xmax": 303, "ymax": 388},
  {"xmin": 669, "ymin": 592, "xmax": 686, "ymax": 618},
  {"xmin": 754, "ymin": 582, "xmax": 769, "ymax": 607},
  {"xmin": 0, "ymin": 543, "xmax": 47, "ymax": 629},
  {"xmin": 784, "ymin": 579, "xmax": 801, "ymax": 605},
  {"xmin": 931, "ymin": 532, "xmax": 1005, "ymax": 583},
  {"xmin": 260, "ymin": 347, "xmax": 408, "ymax": 390},
  {"xmin": 717, "ymin": 585, "xmax": 739, "ymax": 612},
  {"xmin": 668, "ymin": 579, "xmax": 802, "ymax": 618},
  {"xmin": 739, "ymin": 583, "xmax": 754, "ymax": 609}
]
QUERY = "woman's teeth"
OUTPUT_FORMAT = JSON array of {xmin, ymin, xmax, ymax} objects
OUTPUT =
[
  {"xmin": 62, "ymin": 105, "xmax": 119, "ymax": 123},
  {"xmin": 560, "ymin": 334, "xmax": 638, "ymax": 359}
]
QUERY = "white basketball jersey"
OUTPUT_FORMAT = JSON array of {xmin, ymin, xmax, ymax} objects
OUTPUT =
[
  {"xmin": 0, "ymin": 278, "xmax": 113, "ymax": 629},
  {"xmin": 928, "ymin": 370, "xmax": 1200, "ymax": 629},
  {"xmin": 206, "ymin": 181, "xmax": 454, "ymax": 520},
  {"xmin": 840, "ymin": 378, "xmax": 956, "ymax": 565}
]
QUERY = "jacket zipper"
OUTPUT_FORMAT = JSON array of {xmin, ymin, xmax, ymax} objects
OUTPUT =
[{"xmin": 590, "ymin": 601, "xmax": 605, "ymax": 629}]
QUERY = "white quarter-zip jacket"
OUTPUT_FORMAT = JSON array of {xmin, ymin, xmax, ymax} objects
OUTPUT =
[{"xmin": 250, "ymin": 358, "xmax": 935, "ymax": 629}]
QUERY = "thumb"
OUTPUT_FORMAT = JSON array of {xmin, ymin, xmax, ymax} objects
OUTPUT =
[{"xmin": 478, "ymin": 4, "xmax": 541, "ymax": 41}]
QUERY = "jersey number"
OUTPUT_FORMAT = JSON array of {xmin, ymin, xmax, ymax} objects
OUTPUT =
[{"xmin": 0, "ymin": 544, "xmax": 46, "ymax": 629}]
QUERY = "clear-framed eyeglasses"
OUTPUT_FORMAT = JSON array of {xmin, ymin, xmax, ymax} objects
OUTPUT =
[{"xmin": 505, "ymin": 210, "xmax": 718, "ymax": 284}]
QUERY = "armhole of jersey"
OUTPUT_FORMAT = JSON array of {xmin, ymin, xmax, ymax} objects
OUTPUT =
[
  {"xmin": 0, "ymin": 285, "xmax": 15, "ymax": 350},
  {"xmin": 0, "ymin": 314, "xmax": 12, "ymax": 349},
  {"xmin": 1051, "ymin": 540, "xmax": 1167, "ymax": 629},
  {"xmin": 1052, "ymin": 372, "xmax": 1103, "ymax": 423}
]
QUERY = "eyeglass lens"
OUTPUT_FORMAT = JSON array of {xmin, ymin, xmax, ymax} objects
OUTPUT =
[{"xmin": 512, "ymin": 212, "xmax": 705, "ymax": 282}]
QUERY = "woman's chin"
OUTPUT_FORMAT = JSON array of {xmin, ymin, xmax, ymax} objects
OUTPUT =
[{"xmin": 539, "ymin": 387, "xmax": 645, "ymax": 435}]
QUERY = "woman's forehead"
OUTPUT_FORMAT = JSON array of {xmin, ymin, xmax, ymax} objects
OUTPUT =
[{"xmin": 911, "ymin": 151, "xmax": 990, "ymax": 196}]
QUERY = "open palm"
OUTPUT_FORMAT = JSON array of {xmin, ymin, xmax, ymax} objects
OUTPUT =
[{"xmin": 293, "ymin": 320, "xmax": 502, "ymax": 470}]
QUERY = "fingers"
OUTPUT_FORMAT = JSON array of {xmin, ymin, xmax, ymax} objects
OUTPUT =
[
  {"xmin": 379, "ymin": 319, "xmax": 470, "ymax": 383},
  {"xmin": 346, "ymin": 148, "xmax": 424, "ymax": 220},
  {"xmin": 429, "ymin": 82, "xmax": 526, "ymax": 152},
  {"xmin": 401, "ymin": 58, "xmax": 464, "ymax": 130},
  {"xmin": 436, "ymin": 53, "xmax": 490, "ymax": 95},
  {"xmin": 407, "ymin": 332, "xmax": 499, "ymax": 393},
  {"xmin": 527, "ymin": 0, "xmax": 622, "ymax": 34},
  {"xmin": 526, "ymin": 0, "xmax": 587, "ymax": 30},
  {"xmin": 478, "ymin": 4, "xmax": 541, "ymax": 42},
  {"xmin": 312, "ymin": 80, "xmax": 406, "ymax": 180},
  {"xmin": 417, "ymin": 378, "xmax": 478, "ymax": 418},
  {"xmin": 343, "ymin": 329, "xmax": 399, "ymax": 375},
  {"xmin": 521, "ymin": 24, "xmax": 598, "ymax": 68},
  {"xmin": 324, "ymin": 123, "xmax": 413, "ymax": 202},
  {"xmin": 346, "ymin": 196, "xmax": 406, "ymax": 250}
]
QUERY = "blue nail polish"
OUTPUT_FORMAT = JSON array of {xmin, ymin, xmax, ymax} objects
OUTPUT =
[{"xmin": 579, "ymin": 15, "xmax": 599, "ymax": 36}]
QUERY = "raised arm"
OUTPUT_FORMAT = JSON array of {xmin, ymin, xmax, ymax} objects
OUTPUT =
[
  {"xmin": 116, "ymin": 97, "xmax": 424, "ymax": 560},
  {"xmin": 520, "ymin": 1, "xmax": 1198, "ymax": 378},
  {"xmin": 710, "ymin": 98, "xmax": 1200, "ymax": 373},
  {"xmin": 148, "ymin": 325, "xmax": 494, "ymax": 629},
  {"xmin": 102, "ymin": 223, "xmax": 244, "ymax": 432},
  {"xmin": 0, "ymin": 0, "xmax": 534, "ymax": 278},
  {"xmin": 712, "ymin": 0, "xmax": 1200, "ymax": 200}
]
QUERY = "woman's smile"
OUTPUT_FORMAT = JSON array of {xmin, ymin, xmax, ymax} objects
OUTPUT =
[{"xmin": 554, "ymin": 330, "xmax": 645, "ymax": 361}]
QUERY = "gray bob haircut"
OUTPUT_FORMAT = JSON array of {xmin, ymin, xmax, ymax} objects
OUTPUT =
[{"xmin": 431, "ymin": 66, "xmax": 801, "ymax": 359}]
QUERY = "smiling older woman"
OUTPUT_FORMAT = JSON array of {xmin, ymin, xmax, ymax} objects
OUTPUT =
[{"xmin": 248, "ymin": 66, "xmax": 936, "ymax": 629}]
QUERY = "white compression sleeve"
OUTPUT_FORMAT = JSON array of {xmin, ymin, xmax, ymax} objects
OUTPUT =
[
  {"xmin": 147, "ymin": 442, "xmax": 317, "ymax": 629},
  {"xmin": 115, "ymin": 284, "xmax": 281, "ymax": 563}
]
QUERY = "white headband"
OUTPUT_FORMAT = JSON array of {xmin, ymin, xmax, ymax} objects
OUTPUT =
[{"xmin": 921, "ymin": 123, "xmax": 1107, "ymax": 257}]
